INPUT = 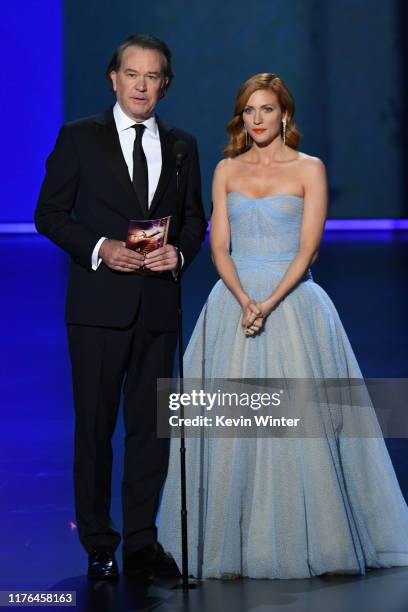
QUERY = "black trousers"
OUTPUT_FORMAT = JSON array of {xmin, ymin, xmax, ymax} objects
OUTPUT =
[{"xmin": 67, "ymin": 308, "xmax": 177, "ymax": 554}]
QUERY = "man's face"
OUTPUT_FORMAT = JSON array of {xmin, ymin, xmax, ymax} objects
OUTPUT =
[{"xmin": 110, "ymin": 46, "xmax": 167, "ymax": 121}]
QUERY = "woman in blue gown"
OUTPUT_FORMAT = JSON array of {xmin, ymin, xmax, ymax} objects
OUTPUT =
[{"xmin": 158, "ymin": 73, "xmax": 408, "ymax": 579}]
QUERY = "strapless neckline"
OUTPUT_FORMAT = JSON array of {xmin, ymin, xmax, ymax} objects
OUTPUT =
[{"xmin": 227, "ymin": 191, "xmax": 304, "ymax": 201}]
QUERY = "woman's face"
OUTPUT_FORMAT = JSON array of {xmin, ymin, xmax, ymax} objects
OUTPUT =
[{"xmin": 242, "ymin": 89, "xmax": 286, "ymax": 146}]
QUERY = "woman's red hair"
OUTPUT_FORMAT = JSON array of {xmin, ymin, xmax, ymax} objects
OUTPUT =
[{"xmin": 224, "ymin": 73, "xmax": 301, "ymax": 157}]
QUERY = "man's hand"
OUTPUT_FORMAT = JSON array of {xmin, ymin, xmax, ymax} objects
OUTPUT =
[
  {"xmin": 144, "ymin": 245, "xmax": 179, "ymax": 272},
  {"xmin": 99, "ymin": 240, "xmax": 145, "ymax": 272}
]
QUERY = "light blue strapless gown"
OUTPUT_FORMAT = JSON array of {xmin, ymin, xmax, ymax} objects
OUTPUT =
[{"xmin": 158, "ymin": 192, "xmax": 408, "ymax": 579}]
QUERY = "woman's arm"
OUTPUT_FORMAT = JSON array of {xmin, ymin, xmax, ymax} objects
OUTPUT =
[
  {"xmin": 256, "ymin": 157, "xmax": 328, "ymax": 323},
  {"xmin": 210, "ymin": 160, "xmax": 261, "ymax": 324}
]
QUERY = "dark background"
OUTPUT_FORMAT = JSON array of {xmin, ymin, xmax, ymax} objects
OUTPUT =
[
  {"xmin": 64, "ymin": 0, "xmax": 407, "ymax": 219},
  {"xmin": 2, "ymin": 0, "xmax": 408, "ymax": 222}
]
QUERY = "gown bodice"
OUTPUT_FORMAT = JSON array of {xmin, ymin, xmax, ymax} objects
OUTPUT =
[{"xmin": 227, "ymin": 191, "xmax": 311, "ymax": 276}]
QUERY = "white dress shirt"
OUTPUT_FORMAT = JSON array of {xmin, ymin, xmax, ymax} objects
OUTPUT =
[
  {"xmin": 113, "ymin": 101, "xmax": 162, "ymax": 206},
  {"xmin": 91, "ymin": 101, "xmax": 182, "ymax": 270}
]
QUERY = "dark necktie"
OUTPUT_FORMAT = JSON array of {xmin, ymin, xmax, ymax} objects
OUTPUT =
[{"xmin": 132, "ymin": 124, "xmax": 148, "ymax": 214}]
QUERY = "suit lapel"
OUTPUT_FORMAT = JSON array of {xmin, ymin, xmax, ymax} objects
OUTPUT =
[
  {"xmin": 148, "ymin": 118, "xmax": 177, "ymax": 219},
  {"xmin": 95, "ymin": 108, "xmax": 147, "ymax": 219},
  {"xmin": 95, "ymin": 110, "xmax": 177, "ymax": 220}
]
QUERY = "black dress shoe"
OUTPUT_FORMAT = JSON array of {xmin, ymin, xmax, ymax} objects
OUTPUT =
[
  {"xmin": 123, "ymin": 542, "xmax": 181, "ymax": 577},
  {"xmin": 88, "ymin": 548, "xmax": 119, "ymax": 580}
]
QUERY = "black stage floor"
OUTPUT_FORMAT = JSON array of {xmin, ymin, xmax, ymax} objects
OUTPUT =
[{"xmin": 48, "ymin": 567, "xmax": 408, "ymax": 612}]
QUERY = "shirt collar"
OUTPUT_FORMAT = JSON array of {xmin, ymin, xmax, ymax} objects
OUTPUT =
[{"xmin": 113, "ymin": 101, "xmax": 158, "ymax": 136}]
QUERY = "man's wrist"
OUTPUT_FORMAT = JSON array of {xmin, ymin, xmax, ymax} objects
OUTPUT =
[
  {"xmin": 172, "ymin": 246, "xmax": 184, "ymax": 278},
  {"xmin": 91, "ymin": 237, "xmax": 108, "ymax": 270}
]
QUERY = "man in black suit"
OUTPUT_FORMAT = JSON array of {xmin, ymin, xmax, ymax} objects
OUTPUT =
[{"xmin": 34, "ymin": 34, "xmax": 206, "ymax": 580}]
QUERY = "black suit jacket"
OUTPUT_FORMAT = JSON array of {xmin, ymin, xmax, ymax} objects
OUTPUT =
[{"xmin": 34, "ymin": 108, "xmax": 207, "ymax": 331}]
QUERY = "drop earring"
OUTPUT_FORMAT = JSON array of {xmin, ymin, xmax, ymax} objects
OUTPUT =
[
  {"xmin": 244, "ymin": 125, "xmax": 250, "ymax": 147},
  {"xmin": 282, "ymin": 117, "xmax": 287, "ymax": 145}
]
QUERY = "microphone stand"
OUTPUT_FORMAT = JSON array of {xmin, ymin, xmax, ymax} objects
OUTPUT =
[{"xmin": 173, "ymin": 148, "xmax": 199, "ymax": 592}]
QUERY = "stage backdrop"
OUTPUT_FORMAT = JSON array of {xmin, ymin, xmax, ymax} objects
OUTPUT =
[
  {"xmin": 1, "ymin": 0, "xmax": 62, "ymax": 223},
  {"xmin": 1, "ymin": 0, "xmax": 406, "ymax": 221}
]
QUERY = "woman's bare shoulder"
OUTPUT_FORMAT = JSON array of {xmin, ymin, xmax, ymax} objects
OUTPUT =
[
  {"xmin": 295, "ymin": 153, "xmax": 327, "ymax": 199},
  {"xmin": 214, "ymin": 156, "xmax": 243, "ymax": 168},
  {"xmin": 296, "ymin": 151, "xmax": 326, "ymax": 170},
  {"xmin": 213, "ymin": 157, "xmax": 239, "ymax": 180}
]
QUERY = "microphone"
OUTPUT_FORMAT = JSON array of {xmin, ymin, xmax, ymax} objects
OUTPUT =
[{"xmin": 173, "ymin": 140, "xmax": 188, "ymax": 166}]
